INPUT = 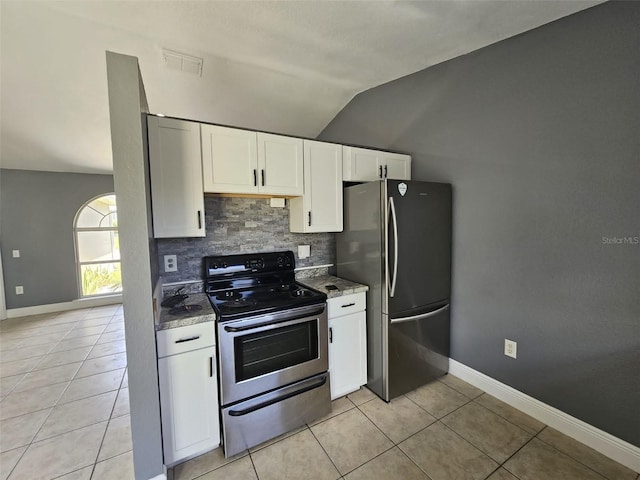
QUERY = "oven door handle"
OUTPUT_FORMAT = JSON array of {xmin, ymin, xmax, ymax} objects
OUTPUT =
[
  {"xmin": 223, "ymin": 305, "xmax": 326, "ymax": 333},
  {"xmin": 228, "ymin": 375, "xmax": 328, "ymax": 417}
]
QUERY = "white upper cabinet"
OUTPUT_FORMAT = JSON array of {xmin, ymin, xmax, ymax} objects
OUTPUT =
[
  {"xmin": 342, "ymin": 146, "xmax": 411, "ymax": 181},
  {"xmin": 201, "ymin": 125, "xmax": 258, "ymax": 194},
  {"xmin": 342, "ymin": 146, "xmax": 380, "ymax": 181},
  {"xmin": 201, "ymin": 126, "xmax": 303, "ymax": 196},
  {"xmin": 256, "ymin": 133, "xmax": 304, "ymax": 196},
  {"xmin": 290, "ymin": 140, "xmax": 343, "ymax": 233},
  {"xmin": 147, "ymin": 116, "xmax": 205, "ymax": 238},
  {"xmin": 380, "ymin": 151, "xmax": 412, "ymax": 180}
]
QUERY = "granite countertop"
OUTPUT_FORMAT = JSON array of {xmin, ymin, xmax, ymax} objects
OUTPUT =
[
  {"xmin": 297, "ymin": 275, "xmax": 368, "ymax": 299},
  {"xmin": 156, "ymin": 293, "xmax": 216, "ymax": 331}
]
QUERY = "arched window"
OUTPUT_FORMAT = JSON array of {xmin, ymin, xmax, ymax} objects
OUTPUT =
[{"xmin": 75, "ymin": 194, "xmax": 122, "ymax": 297}]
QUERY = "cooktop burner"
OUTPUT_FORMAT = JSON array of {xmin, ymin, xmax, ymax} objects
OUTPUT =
[
  {"xmin": 204, "ymin": 251, "xmax": 327, "ymax": 321},
  {"xmin": 270, "ymin": 284, "xmax": 299, "ymax": 292},
  {"xmin": 220, "ymin": 298, "xmax": 258, "ymax": 308}
]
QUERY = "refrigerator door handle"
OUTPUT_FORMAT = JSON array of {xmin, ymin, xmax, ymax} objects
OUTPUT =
[
  {"xmin": 390, "ymin": 304, "xmax": 449, "ymax": 324},
  {"xmin": 388, "ymin": 196, "xmax": 399, "ymax": 297}
]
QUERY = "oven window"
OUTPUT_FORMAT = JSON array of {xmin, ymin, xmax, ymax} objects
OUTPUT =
[{"xmin": 234, "ymin": 320, "xmax": 319, "ymax": 382}]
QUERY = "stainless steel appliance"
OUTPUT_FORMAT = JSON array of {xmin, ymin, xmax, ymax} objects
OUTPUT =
[
  {"xmin": 205, "ymin": 251, "xmax": 330, "ymax": 457},
  {"xmin": 336, "ymin": 180, "xmax": 452, "ymax": 402}
]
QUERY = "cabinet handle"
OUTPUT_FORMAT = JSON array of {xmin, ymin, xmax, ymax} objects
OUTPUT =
[
  {"xmin": 175, "ymin": 335, "xmax": 200, "ymax": 344},
  {"xmin": 341, "ymin": 303, "xmax": 356, "ymax": 308},
  {"xmin": 209, "ymin": 356, "xmax": 214, "ymax": 377},
  {"xmin": 197, "ymin": 210, "xmax": 202, "ymax": 229},
  {"xmin": 379, "ymin": 165, "xmax": 383, "ymax": 179},
  {"xmin": 329, "ymin": 327, "xmax": 333, "ymax": 343},
  {"xmin": 261, "ymin": 169, "xmax": 265, "ymax": 186},
  {"xmin": 308, "ymin": 211, "xmax": 312, "ymax": 226},
  {"xmin": 253, "ymin": 169, "xmax": 257, "ymax": 186},
  {"xmin": 384, "ymin": 165, "xmax": 388, "ymax": 178}
]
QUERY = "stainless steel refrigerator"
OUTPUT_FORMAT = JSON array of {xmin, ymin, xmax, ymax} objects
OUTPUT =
[{"xmin": 336, "ymin": 180, "xmax": 451, "ymax": 401}]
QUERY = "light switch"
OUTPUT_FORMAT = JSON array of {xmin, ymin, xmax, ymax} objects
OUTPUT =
[{"xmin": 298, "ymin": 245, "xmax": 310, "ymax": 259}]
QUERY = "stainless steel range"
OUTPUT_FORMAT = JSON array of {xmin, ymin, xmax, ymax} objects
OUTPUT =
[{"xmin": 205, "ymin": 251, "xmax": 330, "ymax": 457}]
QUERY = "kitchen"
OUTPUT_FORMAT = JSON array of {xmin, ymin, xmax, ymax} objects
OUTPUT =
[
  {"xmin": 149, "ymin": 113, "xmax": 449, "ymax": 460},
  {"xmin": 1, "ymin": 1, "xmax": 638, "ymax": 479}
]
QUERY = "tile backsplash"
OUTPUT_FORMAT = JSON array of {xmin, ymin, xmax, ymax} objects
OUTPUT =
[{"xmin": 157, "ymin": 196, "xmax": 336, "ymax": 284}]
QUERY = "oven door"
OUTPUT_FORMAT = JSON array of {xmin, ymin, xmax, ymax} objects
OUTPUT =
[{"xmin": 217, "ymin": 303, "xmax": 328, "ymax": 406}]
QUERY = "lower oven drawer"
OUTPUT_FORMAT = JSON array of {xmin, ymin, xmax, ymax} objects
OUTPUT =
[{"xmin": 221, "ymin": 372, "xmax": 331, "ymax": 457}]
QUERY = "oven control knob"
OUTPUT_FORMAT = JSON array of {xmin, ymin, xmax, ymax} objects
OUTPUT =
[
  {"xmin": 222, "ymin": 263, "xmax": 228, "ymax": 268},
  {"xmin": 212, "ymin": 264, "xmax": 218, "ymax": 269}
]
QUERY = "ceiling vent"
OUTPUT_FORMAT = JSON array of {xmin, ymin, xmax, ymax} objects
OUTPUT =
[{"xmin": 161, "ymin": 48, "xmax": 203, "ymax": 77}]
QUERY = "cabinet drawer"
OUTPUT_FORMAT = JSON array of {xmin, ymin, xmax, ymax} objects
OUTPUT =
[
  {"xmin": 157, "ymin": 323, "xmax": 215, "ymax": 358},
  {"xmin": 327, "ymin": 292, "xmax": 366, "ymax": 318}
]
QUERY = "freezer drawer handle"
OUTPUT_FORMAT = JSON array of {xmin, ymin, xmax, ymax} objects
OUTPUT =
[
  {"xmin": 390, "ymin": 304, "xmax": 450, "ymax": 324},
  {"xmin": 228, "ymin": 375, "xmax": 327, "ymax": 417},
  {"xmin": 341, "ymin": 303, "xmax": 355, "ymax": 308},
  {"xmin": 175, "ymin": 335, "xmax": 200, "ymax": 343}
]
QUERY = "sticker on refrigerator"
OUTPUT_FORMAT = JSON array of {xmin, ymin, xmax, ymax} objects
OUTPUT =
[{"xmin": 398, "ymin": 182, "xmax": 408, "ymax": 196}]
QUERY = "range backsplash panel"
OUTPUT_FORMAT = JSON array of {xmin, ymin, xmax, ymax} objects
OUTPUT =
[{"xmin": 156, "ymin": 196, "xmax": 336, "ymax": 284}]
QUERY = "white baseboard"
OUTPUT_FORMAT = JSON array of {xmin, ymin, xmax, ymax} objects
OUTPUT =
[
  {"xmin": 449, "ymin": 359, "xmax": 640, "ymax": 473},
  {"xmin": 147, "ymin": 475, "xmax": 166, "ymax": 480},
  {"xmin": 4, "ymin": 295, "xmax": 123, "ymax": 319}
]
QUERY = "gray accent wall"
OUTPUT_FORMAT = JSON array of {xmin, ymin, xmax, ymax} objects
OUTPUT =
[
  {"xmin": 157, "ymin": 196, "xmax": 336, "ymax": 284},
  {"xmin": 0, "ymin": 169, "xmax": 114, "ymax": 309},
  {"xmin": 319, "ymin": 2, "xmax": 640, "ymax": 447}
]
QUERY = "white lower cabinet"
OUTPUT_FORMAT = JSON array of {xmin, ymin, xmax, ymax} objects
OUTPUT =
[
  {"xmin": 327, "ymin": 293, "xmax": 367, "ymax": 400},
  {"xmin": 157, "ymin": 324, "xmax": 220, "ymax": 466}
]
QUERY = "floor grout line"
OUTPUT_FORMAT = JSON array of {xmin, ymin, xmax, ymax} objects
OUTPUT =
[
  {"xmin": 5, "ymin": 307, "xmax": 636, "ymax": 480},
  {"xmin": 0, "ymin": 306, "xmax": 127, "ymax": 480}
]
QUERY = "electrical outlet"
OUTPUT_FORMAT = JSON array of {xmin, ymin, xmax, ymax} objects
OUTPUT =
[
  {"xmin": 12, "ymin": 250, "xmax": 20, "ymax": 258},
  {"xmin": 164, "ymin": 255, "xmax": 177, "ymax": 272},
  {"xmin": 504, "ymin": 339, "xmax": 517, "ymax": 359},
  {"xmin": 15, "ymin": 286, "xmax": 24, "ymax": 295}
]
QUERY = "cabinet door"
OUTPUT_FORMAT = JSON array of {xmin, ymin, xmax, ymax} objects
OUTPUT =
[
  {"xmin": 290, "ymin": 140, "xmax": 342, "ymax": 233},
  {"xmin": 148, "ymin": 116, "xmax": 205, "ymax": 238},
  {"xmin": 380, "ymin": 152, "xmax": 411, "ymax": 180},
  {"xmin": 201, "ymin": 125, "xmax": 258, "ymax": 193},
  {"xmin": 158, "ymin": 348, "xmax": 220, "ymax": 466},
  {"xmin": 343, "ymin": 146, "xmax": 382, "ymax": 182},
  {"xmin": 257, "ymin": 133, "xmax": 304, "ymax": 195},
  {"xmin": 328, "ymin": 310, "xmax": 367, "ymax": 400}
]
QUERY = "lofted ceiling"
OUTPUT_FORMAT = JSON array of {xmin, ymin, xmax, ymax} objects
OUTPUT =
[{"xmin": 0, "ymin": 0, "xmax": 602, "ymax": 174}]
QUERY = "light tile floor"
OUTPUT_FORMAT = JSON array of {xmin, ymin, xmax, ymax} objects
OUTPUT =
[
  {"xmin": 171, "ymin": 374, "xmax": 640, "ymax": 480},
  {"xmin": 2, "ymin": 307, "xmax": 638, "ymax": 480},
  {"xmin": 0, "ymin": 305, "xmax": 132, "ymax": 480}
]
